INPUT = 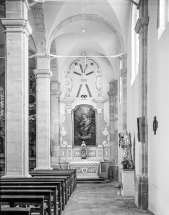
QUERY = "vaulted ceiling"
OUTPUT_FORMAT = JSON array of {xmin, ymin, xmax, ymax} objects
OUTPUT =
[{"xmin": 28, "ymin": 0, "xmax": 132, "ymax": 80}]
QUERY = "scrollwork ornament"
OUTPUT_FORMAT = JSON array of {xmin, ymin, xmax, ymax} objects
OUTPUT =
[{"xmin": 61, "ymin": 140, "xmax": 67, "ymax": 147}]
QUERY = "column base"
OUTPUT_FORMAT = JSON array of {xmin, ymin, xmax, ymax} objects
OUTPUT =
[
  {"xmin": 135, "ymin": 174, "xmax": 148, "ymax": 210},
  {"xmin": 108, "ymin": 165, "xmax": 118, "ymax": 181}
]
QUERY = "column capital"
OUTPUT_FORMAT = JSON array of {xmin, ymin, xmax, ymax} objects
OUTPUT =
[
  {"xmin": 62, "ymin": 98, "xmax": 75, "ymax": 111},
  {"xmin": 93, "ymin": 97, "xmax": 107, "ymax": 111},
  {"xmin": 34, "ymin": 69, "xmax": 53, "ymax": 79},
  {"xmin": 135, "ymin": 17, "xmax": 149, "ymax": 34},
  {"xmin": 0, "ymin": 19, "xmax": 32, "ymax": 36}
]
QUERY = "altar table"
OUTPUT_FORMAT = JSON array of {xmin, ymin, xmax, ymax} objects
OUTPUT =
[{"xmin": 68, "ymin": 160, "xmax": 101, "ymax": 179}]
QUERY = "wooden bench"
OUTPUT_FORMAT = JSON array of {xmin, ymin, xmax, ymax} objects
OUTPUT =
[
  {"xmin": 0, "ymin": 180, "xmax": 63, "ymax": 215},
  {"xmin": 30, "ymin": 169, "xmax": 77, "ymax": 195},
  {"xmin": 1, "ymin": 207, "xmax": 31, "ymax": 215},
  {"xmin": 0, "ymin": 190, "xmax": 52, "ymax": 215},
  {"xmin": 1, "ymin": 185, "xmax": 59, "ymax": 215},
  {"xmin": 1, "ymin": 177, "xmax": 66, "ymax": 211},
  {"xmin": 1, "ymin": 185, "xmax": 58, "ymax": 215},
  {"xmin": 0, "ymin": 195, "xmax": 44, "ymax": 215},
  {"xmin": 30, "ymin": 171, "xmax": 75, "ymax": 197},
  {"xmin": 32, "ymin": 175, "xmax": 69, "ymax": 204}
]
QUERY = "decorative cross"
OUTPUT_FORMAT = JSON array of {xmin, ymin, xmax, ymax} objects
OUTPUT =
[{"xmin": 73, "ymin": 60, "xmax": 95, "ymax": 98}]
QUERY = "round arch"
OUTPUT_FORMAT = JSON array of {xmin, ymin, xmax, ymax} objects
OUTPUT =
[{"xmin": 48, "ymin": 14, "xmax": 124, "ymax": 54}]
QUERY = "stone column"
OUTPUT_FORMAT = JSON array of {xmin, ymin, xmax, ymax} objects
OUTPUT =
[
  {"xmin": 121, "ymin": 55, "xmax": 127, "ymax": 131},
  {"xmin": 135, "ymin": 0, "xmax": 149, "ymax": 210},
  {"xmin": 108, "ymin": 80, "xmax": 118, "ymax": 181},
  {"xmin": 50, "ymin": 81, "xmax": 61, "ymax": 169},
  {"xmin": 34, "ymin": 65, "xmax": 53, "ymax": 170},
  {"xmin": 0, "ymin": 0, "xmax": 32, "ymax": 177}
]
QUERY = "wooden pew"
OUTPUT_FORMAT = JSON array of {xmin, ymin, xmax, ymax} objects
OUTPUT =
[
  {"xmin": 30, "ymin": 169, "xmax": 77, "ymax": 194},
  {"xmin": 30, "ymin": 170, "xmax": 75, "ymax": 196},
  {"xmin": 1, "ymin": 207, "xmax": 31, "ymax": 215},
  {"xmin": 0, "ymin": 195, "xmax": 44, "ymax": 215},
  {"xmin": 32, "ymin": 175, "xmax": 70, "ymax": 204},
  {"xmin": 1, "ymin": 185, "xmax": 58, "ymax": 215},
  {"xmin": 0, "ymin": 179, "xmax": 63, "ymax": 215},
  {"xmin": 1, "ymin": 177, "xmax": 66, "ymax": 211},
  {"xmin": 0, "ymin": 190, "xmax": 52, "ymax": 215}
]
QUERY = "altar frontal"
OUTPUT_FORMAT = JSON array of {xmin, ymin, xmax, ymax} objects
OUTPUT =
[{"xmin": 68, "ymin": 160, "xmax": 101, "ymax": 179}]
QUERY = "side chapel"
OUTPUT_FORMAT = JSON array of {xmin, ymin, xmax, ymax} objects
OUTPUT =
[{"xmin": 0, "ymin": 1, "xmax": 169, "ymax": 215}]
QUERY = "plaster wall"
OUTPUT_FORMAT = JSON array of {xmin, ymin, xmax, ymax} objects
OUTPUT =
[
  {"xmin": 147, "ymin": 1, "xmax": 169, "ymax": 214},
  {"xmin": 126, "ymin": 6, "xmax": 140, "ymax": 174},
  {"xmin": 118, "ymin": 2, "xmax": 140, "ymax": 183},
  {"xmin": 118, "ymin": 51, "xmax": 139, "ymax": 173}
]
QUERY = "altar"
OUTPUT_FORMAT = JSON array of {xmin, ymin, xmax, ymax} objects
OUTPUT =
[{"xmin": 68, "ymin": 160, "xmax": 101, "ymax": 179}]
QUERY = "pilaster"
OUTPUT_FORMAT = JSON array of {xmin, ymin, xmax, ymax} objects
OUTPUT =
[
  {"xmin": 93, "ymin": 97, "xmax": 107, "ymax": 147},
  {"xmin": 108, "ymin": 80, "xmax": 118, "ymax": 181},
  {"xmin": 34, "ymin": 69, "xmax": 53, "ymax": 170},
  {"xmin": 120, "ymin": 55, "xmax": 127, "ymax": 131},
  {"xmin": 50, "ymin": 81, "xmax": 61, "ymax": 169},
  {"xmin": 134, "ymin": 0, "xmax": 149, "ymax": 209},
  {"xmin": 62, "ymin": 98, "xmax": 75, "ymax": 161},
  {"xmin": 0, "ymin": 0, "xmax": 32, "ymax": 177}
]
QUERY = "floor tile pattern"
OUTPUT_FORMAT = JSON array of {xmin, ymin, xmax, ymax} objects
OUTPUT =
[{"xmin": 64, "ymin": 182, "xmax": 153, "ymax": 215}]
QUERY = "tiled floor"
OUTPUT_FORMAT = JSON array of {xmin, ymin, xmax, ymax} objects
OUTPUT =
[{"xmin": 64, "ymin": 182, "xmax": 153, "ymax": 215}]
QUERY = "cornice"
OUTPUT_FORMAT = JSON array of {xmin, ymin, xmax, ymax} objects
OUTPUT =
[
  {"xmin": 135, "ymin": 17, "xmax": 149, "ymax": 34},
  {"xmin": 34, "ymin": 69, "xmax": 53, "ymax": 79},
  {"xmin": 0, "ymin": 19, "xmax": 32, "ymax": 36}
]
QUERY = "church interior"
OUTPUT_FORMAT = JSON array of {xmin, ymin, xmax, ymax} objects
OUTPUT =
[{"xmin": 0, "ymin": 0, "xmax": 169, "ymax": 215}]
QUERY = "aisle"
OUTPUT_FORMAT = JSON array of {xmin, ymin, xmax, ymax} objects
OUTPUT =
[{"xmin": 64, "ymin": 182, "xmax": 153, "ymax": 215}]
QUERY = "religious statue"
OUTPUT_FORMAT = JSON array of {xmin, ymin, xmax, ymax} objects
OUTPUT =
[
  {"xmin": 81, "ymin": 141, "xmax": 87, "ymax": 159},
  {"xmin": 119, "ymin": 130, "xmax": 134, "ymax": 169}
]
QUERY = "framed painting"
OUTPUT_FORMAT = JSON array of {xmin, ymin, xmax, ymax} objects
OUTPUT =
[{"xmin": 73, "ymin": 105, "xmax": 96, "ymax": 146}]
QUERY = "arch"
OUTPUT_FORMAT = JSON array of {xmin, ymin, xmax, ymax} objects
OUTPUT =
[
  {"xmin": 32, "ymin": 3, "xmax": 47, "ymax": 53},
  {"xmin": 48, "ymin": 14, "xmax": 124, "ymax": 53}
]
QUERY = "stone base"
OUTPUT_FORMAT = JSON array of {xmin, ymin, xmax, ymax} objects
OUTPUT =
[
  {"xmin": 120, "ymin": 169, "xmax": 135, "ymax": 197},
  {"xmin": 34, "ymin": 167, "xmax": 53, "ymax": 171},
  {"xmin": 108, "ymin": 165, "xmax": 118, "ymax": 181},
  {"xmin": 51, "ymin": 163, "xmax": 61, "ymax": 170},
  {"xmin": 2, "ymin": 174, "xmax": 32, "ymax": 178},
  {"xmin": 135, "ymin": 174, "xmax": 148, "ymax": 210}
]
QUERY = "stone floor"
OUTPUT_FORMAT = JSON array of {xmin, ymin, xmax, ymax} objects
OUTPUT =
[{"xmin": 64, "ymin": 182, "xmax": 153, "ymax": 215}]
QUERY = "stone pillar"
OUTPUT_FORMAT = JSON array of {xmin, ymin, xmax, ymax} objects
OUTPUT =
[
  {"xmin": 34, "ymin": 67, "xmax": 53, "ymax": 170},
  {"xmin": 121, "ymin": 55, "xmax": 127, "ymax": 131},
  {"xmin": 135, "ymin": 0, "xmax": 149, "ymax": 210},
  {"xmin": 50, "ymin": 81, "xmax": 61, "ymax": 169},
  {"xmin": 108, "ymin": 80, "xmax": 118, "ymax": 181},
  {"xmin": 0, "ymin": 0, "xmax": 32, "ymax": 177}
]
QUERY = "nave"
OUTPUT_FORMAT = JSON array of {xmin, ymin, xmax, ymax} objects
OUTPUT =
[{"xmin": 64, "ymin": 183, "xmax": 153, "ymax": 215}]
